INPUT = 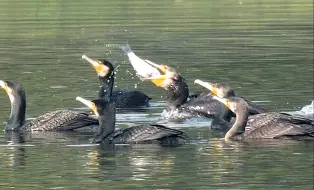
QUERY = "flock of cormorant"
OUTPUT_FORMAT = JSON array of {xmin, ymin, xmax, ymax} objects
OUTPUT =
[{"xmin": 0, "ymin": 44, "xmax": 313, "ymax": 146}]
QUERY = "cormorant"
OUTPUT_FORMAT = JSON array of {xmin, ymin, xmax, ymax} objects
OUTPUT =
[
  {"xmin": 0, "ymin": 80, "xmax": 98, "ymax": 131},
  {"xmin": 213, "ymin": 95, "xmax": 314, "ymax": 141},
  {"xmin": 82, "ymin": 55, "xmax": 151, "ymax": 108}
]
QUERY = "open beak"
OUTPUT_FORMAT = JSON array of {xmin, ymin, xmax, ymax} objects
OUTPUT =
[
  {"xmin": 0, "ymin": 80, "xmax": 15, "ymax": 103},
  {"xmin": 139, "ymin": 61, "xmax": 174, "ymax": 87},
  {"xmin": 141, "ymin": 75, "xmax": 167, "ymax": 87},
  {"xmin": 194, "ymin": 79, "xmax": 224, "ymax": 97},
  {"xmin": 82, "ymin": 55, "xmax": 109, "ymax": 77},
  {"xmin": 212, "ymin": 96, "xmax": 231, "ymax": 110},
  {"xmin": 144, "ymin": 60, "xmax": 168, "ymax": 73},
  {"xmin": 76, "ymin": 97, "xmax": 99, "ymax": 116}
]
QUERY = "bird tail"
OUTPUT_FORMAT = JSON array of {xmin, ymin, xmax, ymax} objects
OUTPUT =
[{"xmin": 120, "ymin": 44, "xmax": 132, "ymax": 54}]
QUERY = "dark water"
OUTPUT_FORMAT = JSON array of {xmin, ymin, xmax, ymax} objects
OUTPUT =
[{"xmin": 0, "ymin": 0, "xmax": 313, "ymax": 189}]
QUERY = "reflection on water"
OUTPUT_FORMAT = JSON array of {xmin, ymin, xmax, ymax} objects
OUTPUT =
[
  {"xmin": 0, "ymin": 133, "xmax": 313, "ymax": 189},
  {"xmin": 0, "ymin": 0, "xmax": 313, "ymax": 189}
]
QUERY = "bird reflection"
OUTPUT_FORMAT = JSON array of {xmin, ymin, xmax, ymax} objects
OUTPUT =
[
  {"xmin": 0, "ymin": 130, "xmax": 97, "ymax": 169},
  {"xmin": 85, "ymin": 143, "xmax": 116, "ymax": 169},
  {"xmin": 5, "ymin": 131, "xmax": 27, "ymax": 144},
  {"xmin": 0, "ymin": 131, "xmax": 28, "ymax": 168},
  {"xmin": 83, "ymin": 143, "xmax": 179, "ymax": 182}
]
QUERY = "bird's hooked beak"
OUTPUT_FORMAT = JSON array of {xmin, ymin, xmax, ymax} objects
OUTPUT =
[
  {"xmin": 212, "ymin": 96, "xmax": 231, "ymax": 110},
  {"xmin": 76, "ymin": 97, "xmax": 99, "ymax": 116},
  {"xmin": 194, "ymin": 79, "xmax": 224, "ymax": 97},
  {"xmin": 0, "ymin": 80, "xmax": 15, "ymax": 103},
  {"xmin": 82, "ymin": 55, "xmax": 110, "ymax": 77}
]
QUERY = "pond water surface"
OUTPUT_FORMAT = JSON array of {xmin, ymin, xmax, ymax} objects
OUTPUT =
[{"xmin": 0, "ymin": 0, "xmax": 313, "ymax": 189}]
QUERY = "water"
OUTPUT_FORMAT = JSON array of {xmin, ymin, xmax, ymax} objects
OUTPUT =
[
  {"xmin": 0, "ymin": 0, "xmax": 313, "ymax": 189},
  {"xmin": 286, "ymin": 100, "xmax": 314, "ymax": 119}
]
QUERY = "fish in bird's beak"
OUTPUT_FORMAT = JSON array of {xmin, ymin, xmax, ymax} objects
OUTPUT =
[
  {"xmin": 120, "ymin": 44, "xmax": 178, "ymax": 88},
  {"xmin": 76, "ymin": 97, "xmax": 99, "ymax": 116},
  {"xmin": 212, "ymin": 96, "xmax": 231, "ymax": 110},
  {"xmin": 194, "ymin": 79, "xmax": 225, "ymax": 98},
  {"xmin": 120, "ymin": 44, "xmax": 162, "ymax": 78},
  {"xmin": 82, "ymin": 55, "xmax": 110, "ymax": 77},
  {"xmin": 137, "ymin": 62, "xmax": 179, "ymax": 88},
  {"xmin": 120, "ymin": 44, "xmax": 178, "ymax": 87},
  {"xmin": 0, "ymin": 80, "xmax": 15, "ymax": 103}
]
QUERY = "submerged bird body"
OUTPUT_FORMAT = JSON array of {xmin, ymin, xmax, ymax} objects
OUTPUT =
[
  {"xmin": 22, "ymin": 110, "xmax": 98, "ymax": 131},
  {"xmin": 82, "ymin": 55, "xmax": 151, "ymax": 108},
  {"xmin": 111, "ymin": 90, "xmax": 151, "ymax": 108},
  {"xmin": 101, "ymin": 124, "xmax": 187, "ymax": 145},
  {"xmin": 180, "ymin": 93, "xmax": 234, "ymax": 121},
  {"xmin": 239, "ymin": 112, "xmax": 314, "ymax": 140},
  {"xmin": 213, "ymin": 96, "xmax": 314, "ymax": 141},
  {"xmin": 0, "ymin": 80, "xmax": 98, "ymax": 132}
]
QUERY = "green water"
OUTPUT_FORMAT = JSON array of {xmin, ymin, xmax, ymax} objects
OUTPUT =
[{"xmin": 0, "ymin": 0, "xmax": 313, "ymax": 189}]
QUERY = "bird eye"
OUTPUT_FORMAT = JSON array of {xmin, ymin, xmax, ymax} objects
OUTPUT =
[
  {"xmin": 160, "ymin": 65, "xmax": 169, "ymax": 70},
  {"xmin": 226, "ymin": 99, "xmax": 231, "ymax": 109}
]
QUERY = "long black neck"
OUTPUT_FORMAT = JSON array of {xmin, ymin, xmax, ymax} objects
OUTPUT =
[
  {"xmin": 92, "ymin": 102, "xmax": 116, "ymax": 143},
  {"xmin": 166, "ymin": 75, "xmax": 189, "ymax": 110},
  {"xmin": 98, "ymin": 72, "xmax": 114, "ymax": 101},
  {"xmin": 6, "ymin": 91, "xmax": 26, "ymax": 131}
]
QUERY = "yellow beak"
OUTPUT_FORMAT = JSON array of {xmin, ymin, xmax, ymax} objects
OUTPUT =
[
  {"xmin": 194, "ymin": 79, "xmax": 224, "ymax": 97},
  {"xmin": 150, "ymin": 75, "xmax": 167, "ymax": 87},
  {"xmin": 212, "ymin": 96, "xmax": 231, "ymax": 110},
  {"xmin": 76, "ymin": 96, "xmax": 99, "ymax": 116},
  {"xmin": 0, "ymin": 80, "xmax": 15, "ymax": 103},
  {"xmin": 140, "ymin": 63, "xmax": 172, "ymax": 87},
  {"xmin": 82, "ymin": 55, "xmax": 109, "ymax": 77}
]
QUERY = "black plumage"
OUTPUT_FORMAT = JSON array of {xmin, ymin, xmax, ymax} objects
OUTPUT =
[
  {"xmin": 76, "ymin": 59, "xmax": 187, "ymax": 146},
  {"xmin": 213, "ymin": 96, "xmax": 314, "ymax": 141},
  {"xmin": 0, "ymin": 80, "xmax": 98, "ymax": 132},
  {"xmin": 82, "ymin": 55, "xmax": 151, "ymax": 108}
]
